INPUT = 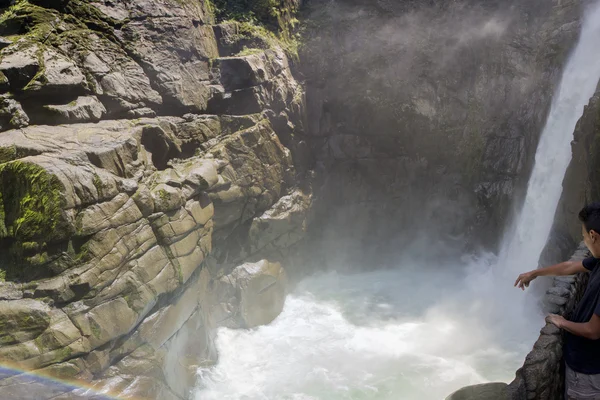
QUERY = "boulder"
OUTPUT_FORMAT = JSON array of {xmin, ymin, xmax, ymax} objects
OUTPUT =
[
  {"xmin": 151, "ymin": 184, "xmax": 184, "ymax": 213},
  {"xmin": 0, "ymin": 95, "xmax": 29, "ymax": 130},
  {"xmin": 0, "ymin": 43, "xmax": 40, "ymax": 90},
  {"xmin": 44, "ymin": 96, "xmax": 106, "ymax": 124},
  {"xmin": 23, "ymin": 47, "xmax": 87, "ymax": 96},
  {"xmin": 214, "ymin": 260, "xmax": 287, "ymax": 328},
  {"xmin": 446, "ymin": 383, "xmax": 509, "ymax": 400},
  {"xmin": 0, "ymin": 300, "xmax": 51, "ymax": 346}
]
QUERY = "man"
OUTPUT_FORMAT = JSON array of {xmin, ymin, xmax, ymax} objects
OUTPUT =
[{"xmin": 515, "ymin": 203, "xmax": 600, "ymax": 399}]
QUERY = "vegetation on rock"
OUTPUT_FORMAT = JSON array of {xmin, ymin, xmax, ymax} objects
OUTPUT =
[
  {"xmin": 0, "ymin": 161, "xmax": 65, "ymax": 281},
  {"xmin": 213, "ymin": 0, "xmax": 302, "ymax": 60},
  {"xmin": 211, "ymin": 0, "xmax": 281, "ymax": 27},
  {"xmin": 0, "ymin": 161, "xmax": 63, "ymax": 241}
]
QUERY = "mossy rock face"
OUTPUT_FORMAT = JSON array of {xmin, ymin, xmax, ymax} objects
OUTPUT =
[
  {"xmin": 0, "ymin": 299, "xmax": 51, "ymax": 346},
  {"xmin": 0, "ymin": 161, "xmax": 69, "ymax": 281},
  {"xmin": 445, "ymin": 383, "xmax": 509, "ymax": 400},
  {"xmin": 213, "ymin": 0, "xmax": 280, "ymax": 27},
  {"xmin": 0, "ymin": 161, "xmax": 64, "ymax": 241},
  {"xmin": 0, "ymin": 1, "xmax": 63, "ymax": 38},
  {"xmin": 213, "ymin": 1, "xmax": 301, "ymax": 59}
]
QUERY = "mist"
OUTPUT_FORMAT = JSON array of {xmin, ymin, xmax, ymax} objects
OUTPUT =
[
  {"xmin": 192, "ymin": 0, "xmax": 590, "ymax": 399},
  {"xmin": 194, "ymin": 255, "xmax": 546, "ymax": 399},
  {"xmin": 302, "ymin": 0, "xmax": 577, "ymax": 264}
]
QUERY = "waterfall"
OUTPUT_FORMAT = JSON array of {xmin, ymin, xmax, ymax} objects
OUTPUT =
[
  {"xmin": 193, "ymin": 4, "xmax": 600, "ymax": 400},
  {"xmin": 499, "ymin": 0, "xmax": 600, "ymax": 276}
]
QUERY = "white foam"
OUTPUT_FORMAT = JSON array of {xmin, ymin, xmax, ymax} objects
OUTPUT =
[{"xmin": 195, "ymin": 265, "xmax": 540, "ymax": 400}]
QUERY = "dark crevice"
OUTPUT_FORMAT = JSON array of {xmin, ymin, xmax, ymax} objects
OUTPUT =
[{"xmin": 140, "ymin": 125, "xmax": 177, "ymax": 171}]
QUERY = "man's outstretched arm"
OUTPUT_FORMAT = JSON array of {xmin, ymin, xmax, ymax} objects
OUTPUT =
[
  {"xmin": 514, "ymin": 260, "xmax": 588, "ymax": 290},
  {"xmin": 548, "ymin": 314, "xmax": 600, "ymax": 340}
]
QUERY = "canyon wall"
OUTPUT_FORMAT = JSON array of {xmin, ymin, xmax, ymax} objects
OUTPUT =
[
  {"xmin": 0, "ymin": 1, "xmax": 310, "ymax": 399},
  {"xmin": 300, "ymin": 0, "xmax": 582, "ymax": 267},
  {"xmin": 450, "ymin": 48, "xmax": 600, "ymax": 400},
  {"xmin": 0, "ymin": 0, "xmax": 595, "ymax": 399}
]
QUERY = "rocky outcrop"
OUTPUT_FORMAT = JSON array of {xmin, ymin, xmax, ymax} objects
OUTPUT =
[
  {"xmin": 507, "ymin": 244, "xmax": 590, "ymax": 400},
  {"xmin": 446, "ymin": 383, "xmax": 509, "ymax": 400},
  {"xmin": 450, "ymin": 244, "xmax": 590, "ymax": 400},
  {"xmin": 542, "ymin": 83, "xmax": 600, "ymax": 266},
  {"xmin": 301, "ymin": 0, "xmax": 582, "ymax": 265},
  {"xmin": 0, "ymin": 0, "xmax": 310, "ymax": 398}
]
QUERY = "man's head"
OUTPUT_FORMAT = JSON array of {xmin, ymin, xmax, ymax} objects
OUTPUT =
[{"xmin": 579, "ymin": 203, "xmax": 600, "ymax": 257}]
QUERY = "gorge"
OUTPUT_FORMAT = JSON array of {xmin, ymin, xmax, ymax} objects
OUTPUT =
[{"xmin": 0, "ymin": 0, "xmax": 600, "ymax": 400}]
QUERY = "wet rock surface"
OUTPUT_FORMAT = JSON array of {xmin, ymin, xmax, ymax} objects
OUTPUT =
[
  {"xmin": 0, "ymin": 0, "xmax": 309, "ymax": 398},
  {"xmin": 0, "ymin": 0, "xmax": 595, "ymax": 398},
  {"xmin": 301, "ymin": 0, "xmax": 583, "ymax": 263},
  {"xmin": 506, "ymin": 244, "xmax": 590, "ymax": 400},
  {"xmin": 446, "ymin": 382, "xmax": 509, "ymax": 400}
]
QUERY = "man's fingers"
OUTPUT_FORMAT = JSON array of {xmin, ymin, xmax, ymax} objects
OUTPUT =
[{"xmin": 515, "ymin": 276, "xmax": 522, "ymax": 287}]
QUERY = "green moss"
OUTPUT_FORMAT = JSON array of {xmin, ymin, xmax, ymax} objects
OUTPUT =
[
  {"xmin": 0, "ymin": 161, "xmax": 63, "ymax": 241},
  {"xmin": 25, "ymin": 251, "xmax": 49, "ymax": 266},
  {"xmin": 214, "ymin": 0, "xmax": 301, "ymax": 60},
  {"xmin": 74, "ymin": 241, "xmax": 89, "ymax": 262},
  {"xmin": 0, "ymin": 2, "xmax": 66, "ymax": 93},
  {"xmin": 236, "ymin": 46, "xmax": 264, "ymax": 57},
  {"xmin": 205, "ymin": 0, "xmax": 216, "ymax": 19},
  {"xmin": 176, "ymin": 263, "xmax": 183, "ymax": 283},
  {"xmin": 212, "ymin": 0, "xmax": 276, "ymax": 24},
  {"xmin": 229, "ymin": 21, "xmax": 300, "ymax": 60},
  {"xmin": 22, "ymin": 44, "xmax": 46, "ymax": 92},
  {"xmin": 49, "ymin": 29, "xmax": 101, "ymax": 94},
  {"xmin": 54, "ymin": 345, "xmax": 72, "ymax": 362},
  {"xmin": 158, "ymin": 188, "xmax": 169, "ymax": 202},
  {"xmin": 89, "ymin": 319, "xmax": 102, "ymax": 339},
  {"xmin": 0, "ymin": 308, "xmax": 50, "ymax": 345},
  {"xmin": 21, "ymin": 241, "xmax": 39, "ymax": 251},
  {"xmin": 0, "ymin": 162, "xmax": 66, "ymax": 281},
  {"xmin": 0, "ymin": 1, "xmax": 61, "ymax": 42},
  {"xmin": 61, "ymin": 0, "xmax": 121, "ymax": 35},
  {"xmin": 0, "ymin": 269, "xmax": 5, "ymax": 282},
  {"xmin": 163, "ymin": 246, "xmax": 183, "ymax": 284},
  {"xmin": 33, "ymin": 332, "xmax": 55, "ymax": 352},
  {"xmin": 0, "ymin": 191, "xmax": 6, "ymax": 239},
  {"xmin": 92, "ymin": 173, "xmax": 103, "ymax": 197},
  {"xmin": 0, "ymin": 146, "xmax": 17, "ymax": 164}
]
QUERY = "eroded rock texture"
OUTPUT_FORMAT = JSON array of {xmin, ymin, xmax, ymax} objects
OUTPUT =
[{"xmin": 0, "ymin": 0, "xmax": 310, "ymax": 398}]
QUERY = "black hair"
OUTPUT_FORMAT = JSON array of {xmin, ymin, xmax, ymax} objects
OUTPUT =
[{"xmin": 579, "ymin": 203, "xmax": 600, "ymax": 233}]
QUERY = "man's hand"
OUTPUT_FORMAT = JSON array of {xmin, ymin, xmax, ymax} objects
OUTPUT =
[
  {"xmin": 514, "ymin": 271, "xmax": 537, "ymax": 290},
  {"xmin": 546, "ymin": 314, "xmax": 566, "ymax": 328}
]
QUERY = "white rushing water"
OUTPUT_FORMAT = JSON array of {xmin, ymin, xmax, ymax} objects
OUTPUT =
[
  {"xmin": 195, "ymin": 3, "xmax": 600, "ymax": 399},
  {"xmin": 195, "ymin": 261, "xmax": 543, "ymax": 400}
]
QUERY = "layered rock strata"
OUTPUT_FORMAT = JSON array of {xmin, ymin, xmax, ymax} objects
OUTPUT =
[{"xmin": 0, "ymin": 0, "xmax": 309, "ymax": 398}]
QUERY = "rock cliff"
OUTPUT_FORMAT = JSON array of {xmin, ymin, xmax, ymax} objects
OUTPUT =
[
  {"xmin": 0, "ymin": 0, "xmax": 594, "ymax": 399},
  {"xmin": 0, "ymin": 0, "xmax": 310, "ymax": 398},
  {"xmin": 301, "ymin": 0, "xmax": 582, "ymax": 266}
]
